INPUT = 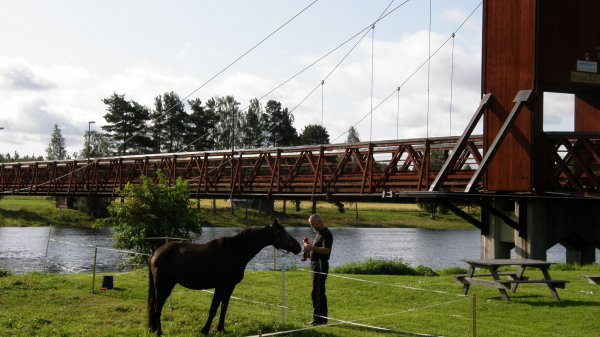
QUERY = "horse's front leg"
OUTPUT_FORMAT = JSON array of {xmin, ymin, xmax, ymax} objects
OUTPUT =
[
  {"xmin": 216, "ymin": 287, "xmax": 235, "ymax": 332},
  {"xmin": 202, "ymin": 288, "xmax": 224, "ymax": 334}
]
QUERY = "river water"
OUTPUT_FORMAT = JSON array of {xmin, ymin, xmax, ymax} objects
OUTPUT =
[{"xmin": 0, "ymin": 226, "xmax": 598, "ymax": 274}]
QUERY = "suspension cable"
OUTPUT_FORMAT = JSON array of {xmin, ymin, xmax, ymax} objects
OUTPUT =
[
  {"xmin": 114, "ymin": 0, "xmax": 320, "ymax": 154},
  {"xmin": 370, "ymin": 25, "xmax": 375, "ymax": 142},
  {"xmin": 449, "ymin": 33, "xmax": 456, "ymax": 136},
  {"xmin": 321, "ymin": 80, "xmax": 325, "ymax": 126},
  {"xmin": 180, "ymin": 0, "xmax": 409, "ymax": 152},
  {"xmin": 331, "ymin": 1, "xmax": 483, "ymax": 143},
  {"xmin": 396, "ymin": 87, "xmax": 400, "ymax": 140},
  {"xmin": 257, "ymin": 0, "xmax": 404, "ymax": 137},
  {"xmin": 426, "ymin": 0, "xmax": 432, "ymax": 139}
]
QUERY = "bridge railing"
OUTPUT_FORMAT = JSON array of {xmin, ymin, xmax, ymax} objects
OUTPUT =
[
  {"xmin": 0, "ymin": 136, "xmax": 483, "ymax": 198},
  {"xmin": 545, "ymin": 132, "xmax": 600, "ymax": 195}
]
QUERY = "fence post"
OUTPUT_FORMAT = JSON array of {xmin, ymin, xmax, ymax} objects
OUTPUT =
[
  {"xmin": 281, "ymin": 256, "xmax": 285, "ymax": 325},
  {"xmin": 472, "ymin": 293, "xmax": 476, "ymax": 337},
  {"xmin": 43, "ymin": 225, "xmax": 52, "ymax": 273},
  {"xmin": 92, "ymin": 245, "xmax": 98, "ymax": 294}
]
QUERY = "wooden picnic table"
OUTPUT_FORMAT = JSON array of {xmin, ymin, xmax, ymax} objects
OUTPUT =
[{"xmin": 454, "ymin": 259, "xmax": 567, "ymax": 301}]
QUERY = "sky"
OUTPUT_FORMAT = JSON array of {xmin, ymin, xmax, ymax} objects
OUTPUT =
[{"xmin": 0, "ymin": 0, "xmax": 574, "ymax": 158}]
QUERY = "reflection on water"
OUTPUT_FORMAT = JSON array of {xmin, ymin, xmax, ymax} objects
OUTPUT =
[{"xmin": 0, "ymin": 226, "xmax": 598, "ymax": 274}]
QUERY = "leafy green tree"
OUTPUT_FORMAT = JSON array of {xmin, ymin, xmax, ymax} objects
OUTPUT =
[
  {"xmin": 346, "ymin": 126, "xmax": 360, "ymax": 143},
  {"xmin": 80, "ymin": 130, "xmax": 110, "ymax": 159},
  {"xmin": 185, "ymin": 98, "xmax": 217, "ymax": 151},
  {"xmin": 300, "ymin": 124, "xmax": 330, "ymax": 145},
  {"xmin": 101, "ymin": 93, "xmax": 152, "ymax": 155},
  {"xmin": 105, "ymin": 171, "xmax": 199, "ymax": 257},
  {"xmin": 46, "ymin": 124, "xmax": 67, "ymax": 160},
  {"xmin": 264, "ymin": 100, "xmax": 298, "ymax": 146}
]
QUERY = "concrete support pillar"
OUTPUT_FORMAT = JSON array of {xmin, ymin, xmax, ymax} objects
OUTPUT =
[
  {"xmin": 481, "ymin": 200, "xmax": 514, "ymax": 259},
  {"xmin": 566, "ymin": 245, "xmax": 596, "ymax": 265},
  {"xmin": 514, "ymin": 200, "xmax": 547, "ymax": 260},
  {"xmin": 478, "ymin": 198, "xmax": 600, "ymax": 264}
]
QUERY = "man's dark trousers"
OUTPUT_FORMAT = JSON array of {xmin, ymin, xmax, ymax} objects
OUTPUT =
[{"xmin": 311, "ymin": 259, "xmax": 329, "ymax": 324}]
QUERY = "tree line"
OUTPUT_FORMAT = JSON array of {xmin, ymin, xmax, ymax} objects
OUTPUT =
[{"xmin": 14, "ymin": 91, "xmax": 359, "ymax": 163}]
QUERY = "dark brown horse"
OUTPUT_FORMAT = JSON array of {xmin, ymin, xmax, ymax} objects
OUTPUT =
[{"xmin": 147, "ymin": 219, "xmax": 301, "ymax": 335}]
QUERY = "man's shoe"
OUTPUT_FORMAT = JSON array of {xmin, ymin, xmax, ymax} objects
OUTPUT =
[{"xmin": 306, "ymin": 321, "xmax": 323, "ymax": 326}]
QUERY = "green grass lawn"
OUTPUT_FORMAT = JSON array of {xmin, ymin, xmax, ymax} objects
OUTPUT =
[{"xmin": 1, "ymin": 265, "xmax": 600, "ymax": 337}]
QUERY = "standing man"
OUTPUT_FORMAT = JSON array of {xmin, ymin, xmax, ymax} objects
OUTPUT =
[{"xmin": 304, "ymin": 213, "xmax": 333, "ymax": 325}]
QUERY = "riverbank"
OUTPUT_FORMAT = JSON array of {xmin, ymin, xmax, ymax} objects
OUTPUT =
[
  {"xmin": 1, "ymin": 265, "xmax": 599, "ymax": 337},
  {"xmin": 0, "ymin": 196, "xmax": 476, "ymax": 230},
  {"xmin": 0, "ymin": 196, "xmax": 94, "ymax": 227}
]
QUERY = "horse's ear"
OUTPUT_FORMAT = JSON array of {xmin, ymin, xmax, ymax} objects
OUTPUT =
[{"xmin": 271, "ymin": 218, "xmax": 280, "ymax": 227}]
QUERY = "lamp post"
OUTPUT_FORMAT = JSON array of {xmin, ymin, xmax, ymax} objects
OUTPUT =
[{"xmin": 87, "ymin": 121, "xmax": 95, "ymax": 161}]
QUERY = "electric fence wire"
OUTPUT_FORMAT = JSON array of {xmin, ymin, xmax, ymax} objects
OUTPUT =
[
  {"xmin": 243, "ymin": 295, "xmax": 467, "ymax": 337},
  {"xmin": 331, "ymin": 1, "xmax": 483, "ymax": 143},
  {"xmin": 44, "ymin": 236, "xmax": 470, "ymax": 337}
]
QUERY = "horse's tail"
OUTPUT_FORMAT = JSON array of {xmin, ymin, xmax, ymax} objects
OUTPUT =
[{"xmin": 147, "ymin": 259, "xmax": 157, "ymax": 333}]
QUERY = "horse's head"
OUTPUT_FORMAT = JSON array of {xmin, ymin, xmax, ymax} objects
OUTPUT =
[{"xmin": 270, "ymin": 219, "xmax": 301, "ymax": 254}]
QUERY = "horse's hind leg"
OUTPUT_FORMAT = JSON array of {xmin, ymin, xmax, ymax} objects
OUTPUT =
[
  {"xmin": 216, "ymin": 287, "xmax": 234, "ymax": 332},
  {"xmin": 154, "ymin": 281, "xmax": 175, "ymax": 335},
  {"xmin": 201, "ymin": 288, "xmax": 224, "ymax": 334}
]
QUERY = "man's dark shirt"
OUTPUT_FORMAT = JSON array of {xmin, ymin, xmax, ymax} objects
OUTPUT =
[{"xmin": 310, "ymin": 227, "xmax": 333, "ymax": 261}]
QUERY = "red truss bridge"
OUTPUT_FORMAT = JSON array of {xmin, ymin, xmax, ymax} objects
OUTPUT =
[{"xmin": 1, "ymin": 131, "xmax": 599, "ymax": 201}]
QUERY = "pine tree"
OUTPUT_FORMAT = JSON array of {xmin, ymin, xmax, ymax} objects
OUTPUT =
[
  {"xmin": 150, "ymin": 92, "xmax": 187, "ymax": 153},
  {"xmin": 212, "ymin": 96, "xmax": 242, "ymax": 150},
  {"xmin": 46, "ymin": 124, "xmax": 67, "ymax": 160},
  {"xmin": 346, "ymin": 126, "xmax": 360, "ymax": 143},
  {"xmin": 264, "ymin": 100, "xmax": 298, "ymax": 146},
  {"xmin": 240, "ymin": 98, "xmax": 266, "ymax": 148},
  {"xmin": 101, "ymin": 93, "xmax": 151, "ymax": 155},
  {"xmin": 185, "ymin": 98, "xmax": 217, "ymax": 151}
]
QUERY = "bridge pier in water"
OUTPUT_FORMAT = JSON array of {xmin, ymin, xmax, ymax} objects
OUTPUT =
[{"xmin": 481, "ymin": 199, "xmax": 600, "ymax": 265}]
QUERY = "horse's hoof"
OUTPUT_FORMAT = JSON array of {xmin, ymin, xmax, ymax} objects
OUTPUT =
[{"xmin": 201, "ymin": 327, "xmax": 210, "ymax": 335}]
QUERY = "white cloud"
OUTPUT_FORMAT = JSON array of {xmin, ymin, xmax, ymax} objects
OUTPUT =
[
  {"xmin": 0, "ymin": 4, "xmax": 492, "ymax": 157},
  {"xmin": 0, "ymin": 56, "xmax": 55, "ymax": 91}
]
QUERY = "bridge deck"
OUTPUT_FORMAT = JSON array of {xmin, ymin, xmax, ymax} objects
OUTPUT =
[{"xmin": 1, "ymin": 133, "xmax": 599, "ymax": 199}]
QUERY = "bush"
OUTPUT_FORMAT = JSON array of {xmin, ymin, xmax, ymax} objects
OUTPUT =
[
  {"xmin": 0, "ymin": 267, "xmax": 13, "ymax": 277},
  {"xmin": 332, "ymin": 258, "xmax": 438, "ymax": 276},
  {"xmin": 104, "ymin": 171, "xmax": 200, "ymax": 260},
  {"xmin": 437, "ymin": 266, "xmax": 469, "ymax": 275}
]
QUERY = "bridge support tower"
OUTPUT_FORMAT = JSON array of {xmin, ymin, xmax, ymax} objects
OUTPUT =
[{"xmin": 480, "ymin": 0, "xmax": 600, "ymax": 263}]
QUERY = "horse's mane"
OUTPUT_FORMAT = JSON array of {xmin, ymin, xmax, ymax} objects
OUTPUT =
[{"xmin": 221, "ymin": 226, "xmax": 270, "ymax": 246}]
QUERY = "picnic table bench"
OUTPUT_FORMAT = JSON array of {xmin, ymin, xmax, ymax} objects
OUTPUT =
[
  {"xmin": 454, "ymin": 259, "xmax": 567, "ymax": 301},
  {"xmin": 584, "ymin": 275, "xmax": 600, "ymax": 285}
]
